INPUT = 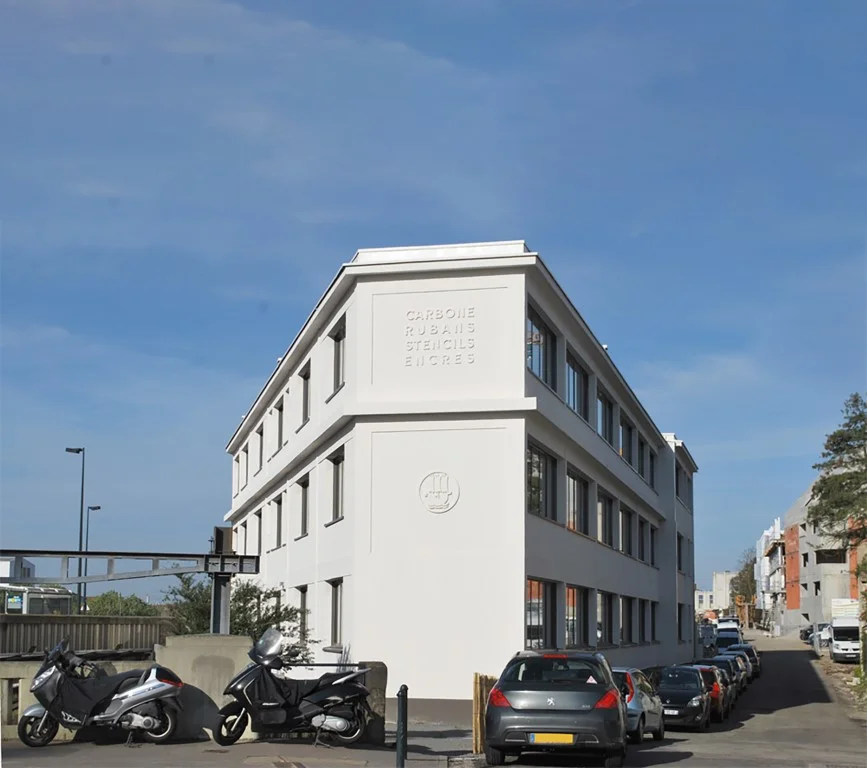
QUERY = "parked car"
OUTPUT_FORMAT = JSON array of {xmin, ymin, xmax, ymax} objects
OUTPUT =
[
  {"xmin": 726, "ymin": 643, "xmax": 762, "ymax": 677},
  {"xmin": 706, "ymin": 655, "xmax": 746, "ymax": 695},
  {"xmin": 654, "ymin": 666, "xmax": 711, "ymax": 731},
  {"xmin": 715, "ymin": 630, "xmax": 744, "ymax": 649},
  {"xmin": 692, "ymin": 665, "xmax": 731, "ymax": 721},
  {"xmin": 720, "ymin": 649, "xmax": 754, "ymax": 681},
  {"xmin": 484, "ymin": 650, "xmax": 628, "ymax": 767},
  {"xmin": 612, "ymin": 666, "xmax": 665, "ymax": 743}
]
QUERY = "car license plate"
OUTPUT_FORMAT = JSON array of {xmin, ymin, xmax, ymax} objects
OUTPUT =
[
  {"xmin": 529, "ymin": 733, "xmax": 573, "ymax": 745},
  {"xmin": 664, "ymin": 709, "xmax": 679, "ymax": 716}
]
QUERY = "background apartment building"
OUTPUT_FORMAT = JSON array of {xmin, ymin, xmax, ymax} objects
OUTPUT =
[
  {"xmin": 223, "ymin": 240, "xmax": 698, "ymax": 701},
  {"xmin": 711, "ymin": 570, "xmax": 736, "ymax": 615}
]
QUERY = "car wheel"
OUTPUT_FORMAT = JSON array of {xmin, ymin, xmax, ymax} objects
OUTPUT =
[
  {"xmin": 603, "ymin": 750, "xmax": 626, "ymax": 768},
  {"xmin": 653, "ymin": 715, "xmax": 665, "ymax": 741},
  {"xmin": 484, "ymin": 744, "xmax": 506, "ymax": 766},
  {"xmin": 629, "ymin": 716, "xmax": 644, "ymax": 744}
]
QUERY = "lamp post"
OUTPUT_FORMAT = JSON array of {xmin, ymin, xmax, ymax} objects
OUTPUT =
[
  {"xmin": 65, "ymin": 447, "xmax": 86, "ymax": 614},
  {"xmin": 82, "ymin": 505, "xmax": 101, "ymax": 610}
]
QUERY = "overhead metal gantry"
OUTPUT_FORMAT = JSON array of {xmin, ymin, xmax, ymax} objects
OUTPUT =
[{"xmin": 0, "ymin": 529, "xmax": 256, "ymax": 633}]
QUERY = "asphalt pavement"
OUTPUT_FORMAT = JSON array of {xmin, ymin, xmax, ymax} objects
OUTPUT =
[{"xmin": 2, "ymin": 632, "xmax": 864, "ymax": 767}]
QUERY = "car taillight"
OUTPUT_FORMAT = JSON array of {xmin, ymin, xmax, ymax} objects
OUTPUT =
[
  {"xmin": 711, "ymin": 682, "xmax": 720, "ymax": 699},
  {"xmin": 594, "ymin": 690, "xmax": 620, "ymax": 709},
  {"xmin": 624, "ymin": 673, "xmax": 634, "ymax": 703},
  {"xmin": 488, "ymin": 687, "xmax": 511, "ymax": 708}
]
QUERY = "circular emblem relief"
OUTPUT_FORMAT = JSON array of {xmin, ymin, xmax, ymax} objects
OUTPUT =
[{"xmin": 419, "ymin": 472, "xmax": 460, "ymax": 514}]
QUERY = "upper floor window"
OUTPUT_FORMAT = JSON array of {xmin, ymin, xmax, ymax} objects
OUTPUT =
[
  {"xmin": 677, "ymin": 533, "xmax": 684, "ymax": 571},
  {"xmin": 649, "ymin": 451, "xmax": 657, "ymax": 489},
  {"xmin": 330, "ymin": 449, "xmax": 345, "ymax": 522},
  {"xmin": 273, "ymin": 493, "xmax": 283, "ymax": 548},
  {"xmin": 621, "ymin": 506, "xmax": 634, "ymax": 556},
  {"xmin": 597, "ymin": 492, "xmax": 615, "ymax": 546},
  {"xmin": 565, "ymin": 353, "xmax": 589, "ymax": 420},
  {"xmin": 331, "ymin": 319, "xmax": 346, "ymax": 394},
  {"xmin": 275, "ymin": 397, "xmax": 285, "ymax": 452},
  {"xmin": 298, "ymin": 475, "xmax": 310, "ymax": 537},
  {"xmin": 526, "ymin": 305, "xmax": 557, "ymax": 390},
  {"xmin": 650, "ymin": 526, "xmax": 658, "ymax": 566},
  {"xmin": 566, "ymin": 585, "xmax": 589, "ymax": 648},
  {"xmin": 241, "ymin": 445, "xmax": 249, "ymax": 488},
  {"xmin": 566, "ymin": 469, "xmax": 590, "ymax": 535},
  {"xmin": 638, "ymin": 437, "xmax": 647, "ymax": 477},
  {"xmin": 620, "ymin": 418, "xmax": 634, "ymax": 465},
  {"xmin": 255, "ymin": 425, "xmax": 264, "ymax": 473},
  {"xmin": 527, "ymin": 442, "xmax": 557, "ymax": 520},
  {"xmin": 597, "ymin": 391, "xmax": 614, "ymax": 445},
  {"xmin": 299, "ymin": 364, "xmax": 311, "ymax": 425}
]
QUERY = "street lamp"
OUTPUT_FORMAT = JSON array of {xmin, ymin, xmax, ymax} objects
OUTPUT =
[
  {"xmin": 65, "ymin": 447, "xmax": 86, "ymax": 614},
  {"xmin": 82, "ymin": 505, "xmax": 101, "ymax": 610}
]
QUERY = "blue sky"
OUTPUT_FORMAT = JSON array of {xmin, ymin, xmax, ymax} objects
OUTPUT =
[{"xmin": 1, "ymin": 0, "xmax": 865, "ymax": 599}]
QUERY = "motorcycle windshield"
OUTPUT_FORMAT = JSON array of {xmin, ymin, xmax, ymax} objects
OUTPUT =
[{"xmin": 252, "ymin": 628, "xmax": 283, "ymax": 662}]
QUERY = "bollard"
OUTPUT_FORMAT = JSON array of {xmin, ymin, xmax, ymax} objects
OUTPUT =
[{"xmin": 395, "ymin": 684, "xmax": 408, "ymax": 768}]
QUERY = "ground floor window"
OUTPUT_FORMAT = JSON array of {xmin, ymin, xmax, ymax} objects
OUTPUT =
[
  {"xmin": 526, "ymin": 578, "xmax": 556, "ymax": 649},
  {"xmin": 329, "ymin": 578, "xmax": 343, "ymax": 647},
  {"xmin": 565, "ymin": 585, "xmax": 589, "ymax": 648}
]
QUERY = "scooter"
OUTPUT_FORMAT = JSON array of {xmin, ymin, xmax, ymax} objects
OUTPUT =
[
  {"xmin": 17, "ymin": 638, "xmax": 184, "ymax": 747},
  {"xmin": 213, "ymin": 627, "xmax": 373, "ymax": 746}
]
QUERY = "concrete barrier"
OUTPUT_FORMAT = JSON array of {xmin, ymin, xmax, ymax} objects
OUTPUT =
[{"xmin": 1, "ymin": 635, "xmax": 386, "ymax": 746}]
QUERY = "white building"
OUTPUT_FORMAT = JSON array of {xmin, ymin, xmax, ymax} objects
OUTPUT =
[
  {"xmin": 223, "ymin": 240, "xmax": 699, "ymax": 701},
  {"xmin": 694, "ymin": 588, "xmax": 715, "ymax": 615},
  {"xmin": 711, "ymin": 570, "xmax": 736, "ymax": 615},
  {"xmin": 0, "ymin": 557, "xmax": 35, "ymax": 581},
  {"xmin": 755, "ymin": 518, "xmax": 782, "ymax": 615}
]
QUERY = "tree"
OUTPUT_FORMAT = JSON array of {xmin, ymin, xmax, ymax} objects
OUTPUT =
[
  {"xmin": 730, "ymin": 548, "xmax": 757, "ymax": 609},
  {"xmin": 162, "ymin": 575, "xmax": 315, "ymax": 661},
  {"xmin": 807, "ymin": 392, "xmax": 867, "ymax": 549},
  {"xmin": 87, "ymin": 590, "xmax": 159, "ymax": 617}
]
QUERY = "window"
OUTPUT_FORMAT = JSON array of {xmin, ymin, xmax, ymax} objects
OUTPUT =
[
  {"xmin": 329, "ymin": 578, "xmax": 343, "ymax": 647},
  {"xmin": 597, "ymin": 591, "xmax": 614, "ymax": 645},
  {"xmin": 621, "ymin": 507, "xmax": 634, "ymax": 556},
  {"xmin": 638, "ymin": 437, "xmax": 646, "ymax": 476},
  {"xmin": 621, "ymin": 597, "xmax": 634, "ymax": 644},
  {"xmin": 298, "ymin": 475, "xmax": 309, "ymax": 537},
  {"xmin": 565, "ymin": 353, "xmax": 589, "ymax": 419},
  {"xmin": 802, "ymin": 552, "xmax": 809, "ymax": 567},
  {"xmin": 676, "ymin": 465, "xmax": 682, "ymax": 497},
  {"xmin": 331, "ymin": 320, "xmax": 346, "ymax": 393},
  {"xmin": 638, "ymin": 599, "xmax": 647, "ymax": 643},
  {"xmin": 677, "ymin": 604, "xmax": 685, "ymax": 641},
  {"xmin": 651, "ymin": 601, "xmax": 658, "ymax": 641},
  {"xmin": 527, "ymin": 443, "xmax": 557, "ymax": 520},
  {"xmin": 256, "ymin": 425, "xmax": 264, "ymax": 472},
  {"xmin": 638, "ymin": 518, "xmax": 647, "ymax": 561},
  {"xmin": 525, "ymin": 578, "xmax": 556, "ymax": 649},
  {"xmin": 331, "ymin": 450, "xmax": 345, "ymax": 522},
  {"xmin": 565, "ymin": 585, "xmax": 589, "ymax": 648},
  {"xmin": 255, "ymin": 510, "xmax": 262, "ymax": 555},
  {"xmin": 597, "ymin": 391, "xmax": 614, "ymax": 444},
  {"xmin": 275, "ymin": 398, "xmax": 284, "ymax": 452},
  {"xmin": 677, "ymin": 534, "xmax": 684, "ymax": 571},
  {"xmin": 816, "ymin": 549, "xmax": 846, "ymax": 564},
  {"xmin": 566, "ymin": 469, "xmax": 590, "ymax": 534},
  {"xmin": 649, "ymin": 451, "xmax": 656, "ymax": 488},
  {"xmin": 801, "ymin": 582, "xmax": 808, "ymax": 592},
  {"xmin": 814, "ymin": 581, "xmax": 821, "ymax": 595},
  {"xmin": 650, "ymin": 526, "xmax": 658, "ymax": 566},
  {"xmin": 273, "ymin": 494, "xmax": 283, "ymax": 548},
  {"xmin": 526, "ymin": 306, "xmax": 557, "ymax": 389},
  {"xmin": 240, "ymin": 521, "xmax": 248, "ymax": 555},
  {"xmin": 597, "ymin": 492, "xmax": 615, "ymax": 546},
  {"xmin": 620, "ymin": 419, "xmax": 634, "ymax": 464},
  {"xmin": 233, "ymin": 455, "xmax": 240, "ymax": 495},
  {"xmin": 300, "ymin": 364, "xmax": 311, "ymax": 425},
  {"xmin": 242, "ymin": 445, "xmax": 249, "ymax": 488},
  {"xmin": 297, "ymin": 585, "xmax": 308, "ymax": 637}
]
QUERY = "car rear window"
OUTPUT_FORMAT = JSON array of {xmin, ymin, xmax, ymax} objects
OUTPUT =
[
  {"xmin": 503, "ymin": 657, "xmax": 605, "ymax": 685},
  {"xmin": 696, "ymin": 668, "xmax": 715, "ymax": 686},
  {"xmin": 711, "ymin": 659, "xmax": 736, "ymax": 675},
  {"xmin": 716, "ymin": 635, "xmax": 740, "ymax": 648},
  {"xmin": 658, "ymin": 668, "xmax": 702, "ymax": 690}
]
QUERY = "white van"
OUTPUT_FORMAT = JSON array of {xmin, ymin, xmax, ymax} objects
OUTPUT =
[{"xmin": 829, "ymin": 617, "xmax": 861, "ymax": 663}]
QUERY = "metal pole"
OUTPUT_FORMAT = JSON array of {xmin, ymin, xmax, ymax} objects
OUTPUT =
[
  {"xmin": 83, "ymin": 506, "xmax": 92, "ymax": 609},
  {"xmin": 395, "ymin": 683, "xmax": 408, "ymax": 768},
  {"xmin": 77, "ymin": 449, "xmax": 86, "ymax": 614}
]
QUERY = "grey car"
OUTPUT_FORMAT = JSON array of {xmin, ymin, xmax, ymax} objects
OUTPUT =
[
  {"xmin": 484, "ymin": 650, "xmax": 628, "ymax": 767},
  {"xmin": 721, "ymin": 649, "xmax": 754, "ymax": 681},
  {"xmin": 612, "ymin": 666, "xmax": 665, "ymax": 743}
]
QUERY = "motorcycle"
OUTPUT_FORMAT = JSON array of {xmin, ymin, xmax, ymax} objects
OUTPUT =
[
  {"xmin": 17, "ymin": 638, "xmax": 184, "ymax": 748},
  {"xmin": 213, "ymin": 627, "xmax": 373, "ymax": 746}
]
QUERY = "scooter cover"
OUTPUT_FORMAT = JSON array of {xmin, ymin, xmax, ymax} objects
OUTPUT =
[{"xmin": 50, "ymin": 675, "xmax": 122, "ymax": 726}]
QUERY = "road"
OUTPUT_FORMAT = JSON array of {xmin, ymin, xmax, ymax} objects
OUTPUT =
[{"xmin": 1, "ymin": 632, "xmax": 864, "ymax": 767}]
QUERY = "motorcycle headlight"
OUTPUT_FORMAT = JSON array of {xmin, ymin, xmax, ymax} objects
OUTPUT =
[
  {"xmin": 687, "ymin": 695, "xmax": 703, "ymax": 708},
  {"xmin": 30, "ymin": 668, "xmax": 55, "ymax": 692}
]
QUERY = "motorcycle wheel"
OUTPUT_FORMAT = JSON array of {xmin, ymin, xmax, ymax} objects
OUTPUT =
[
  {"xmin": 17, "ymin": 715, "xmax": 59, "ymax": 747},
  {"xmin": 329, "ymin": 706, "xmax": 366, "ymax": 746},
  {"xmin": 141, "ymin": 705, "xmax": 177, "ymax": 744},
  {"xmin": 213, "ymin": 709, "xmax": 249, "ymax": 746}
]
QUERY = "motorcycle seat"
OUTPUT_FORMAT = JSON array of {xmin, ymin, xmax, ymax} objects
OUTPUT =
[
  {"xmin": 316, "ymin": 671, "xmax": 350, "ymax": 688},
  {"xmin": 103, "ymin": 669, "xmax": 148, "ymax": 696}
]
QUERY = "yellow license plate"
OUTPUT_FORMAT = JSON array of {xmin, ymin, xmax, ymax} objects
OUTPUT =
[{"xmin": 530, "ymin": 732, "xmax": 573, "ymax": 744}]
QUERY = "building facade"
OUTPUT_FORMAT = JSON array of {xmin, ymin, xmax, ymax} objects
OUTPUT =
[
  {"xmin": 755, "ymin": 518, "xmax": 783, "ymax": 619},
  {"xmin": 223, "ymin": 241, "xmax": 698, "ymax": 700},
  {"xmin": 778, "ymin": 485, "xmax": 856, "ymax": 634},
  {"xmin": 694, "ymin": 588, "xmax": 715, "ymax": 615},
  {"xmin": 711, "ymin": 571, "xmax": 736, "ymax": 615}
]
